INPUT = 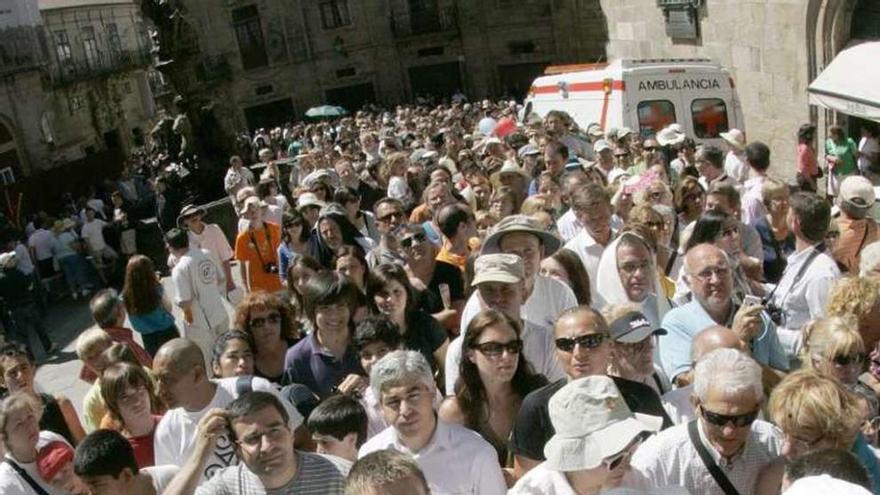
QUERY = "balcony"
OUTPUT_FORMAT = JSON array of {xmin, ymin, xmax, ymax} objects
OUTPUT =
[
  {"xmin": 390, "ymin": 5, "xmax": 459, "ymax": 39},
  {"xmin": 49, "ymin": 47, "xmax": 152, "ymax": 87},
  {"xmin": 0, "ymin": 26, "xmax": 46, "ymax": 76}
]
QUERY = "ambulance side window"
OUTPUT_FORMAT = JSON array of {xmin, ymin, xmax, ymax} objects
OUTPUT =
[
  {"xmin": 637, "ymin": 100, "xmax": 676, "ymax": 137},
  {"xmin": 691, "ymin": 98, "xmax": 730, "ymax": 138}
]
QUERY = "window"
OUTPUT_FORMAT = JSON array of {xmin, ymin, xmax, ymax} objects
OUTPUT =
[
  {"xmin": 82, "ymin": 26, "xmax": 100, "ymax": 68},
  {"xmin": 0, "ymin": 167, "xmax": 14, "ymax": 186},
  {"xmin": 320, "ymin": 1, "xmax": 351, "ymax": 29},
  {"xmin": 232, "ymin": 5, "xmax": 269, "ymax": 70},
  {"xmin": 691, "ymin": 98, "xmax": 730, "ymax": 139},
  {"xmin": 54, "ymin": 30, "xmax": 72, "ymax": 66},
  {"xmin": 637, "ymin": 100, "xmax": 676, "ymax": 137},
  {"xmin": 68, "ymin": 95, "xmax": 84, "ymax": 114}
]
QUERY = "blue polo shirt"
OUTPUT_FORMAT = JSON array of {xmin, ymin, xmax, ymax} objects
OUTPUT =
[
  {"xmin": 281, "ymin": 332, "xmax": 364, "ymax": 399},
  {"xmin": 658, "ymin": 299, "xmax": 789, "ymax": 381}
]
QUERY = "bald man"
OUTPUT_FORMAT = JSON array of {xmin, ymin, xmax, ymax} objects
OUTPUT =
[
  {"xmin": 660, "ymin": 325, "xmax": 744, "ymax": 425},
  {"xmin": 152, "ymin": 339, "xmax": 302, "ymax": 482},
  {"xmin": 658, "ymin": 244, "xmax": 788, "ymax": 386}
]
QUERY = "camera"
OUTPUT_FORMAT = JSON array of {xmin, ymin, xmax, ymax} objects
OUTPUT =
[
  {"xmin": 263, "ymin": 263, "xmax": 279, "ymax": 274},
  {"xmin": 764, "ymin": 301, "xmax": 784, "ymax": 326}
]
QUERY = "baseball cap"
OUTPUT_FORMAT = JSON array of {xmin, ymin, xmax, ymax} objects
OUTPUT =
[
  {"xmin": 593, "ymin": 139, "xmax": 612, "ymax": 153},
  {"xmin": 544, "ymin": 376, "xmax": 663, "ymax": 471},
  {"xmin": 296, "ymin": 192, "xmax": 325, "ymax": 210},
  {"xmin": 840, "ymin": 175, "xmax": 876, "ymax": 209},
  {"xmin": 471, "ymin": 253, "xmax": 524, "ymax": 287},
  {"xmin": 238, "ymin": 196, "xmax": 261, "ymax": 216},
  {"xmin": 586, "ymin": 123, "xmax": 604, "ymax": 137},
  {"xmin": 517, "ymin": 144, "xmax": 541, "ymax": 158},
  {"xmin": 608, "ymin": 311, "xmax": 667, "ymax": 344}
]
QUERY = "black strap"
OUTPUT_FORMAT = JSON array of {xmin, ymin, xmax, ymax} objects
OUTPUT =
[
  {"xmin": 248, "ymin": 223, "xmax": 273, "ymax": 268},
  {"xmin": 4, "ymin": 459, "xmax": 51, "ymax": 495},
  {"xmin": 764, "ymin": 243, "xmax": 824, "ymax": 304},
  {"xmin": 235, "ymin": 375, "xmax": 254, "ymax": 396},
  {"xmin": 687, "ymin": 420, "xmax": 741, "ymax": 495}
]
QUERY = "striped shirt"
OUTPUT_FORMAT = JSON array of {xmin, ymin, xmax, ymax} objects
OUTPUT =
[{"xmin": 194, "ymin": 451, "xmax": 345, "ymax": 495}]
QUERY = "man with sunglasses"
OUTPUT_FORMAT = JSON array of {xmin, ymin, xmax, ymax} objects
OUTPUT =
[
  {"xmin": 659, "ymin": 243, "xmax": 788, "ymax": 388},
  {"xmin": 162, "ymin": 392, "xmax": 344, "ymax": 495},
  {"xmin": 366, "ymin": 198, "xmax": 408, "ymax": 268},
  {"xmin": 399, "ymin": 224, "xmax": 465, "ymax": 331},
  {"xmin": 510, "ymin": 306, "xmax": 672, "ymax": 478},
  {"xmin": 510, "ymin": 376, "xmax": 664, "ymax": 495},
  {"xmin": 627, "ymin": 348, "xmax": 782, "ymax": 494}
]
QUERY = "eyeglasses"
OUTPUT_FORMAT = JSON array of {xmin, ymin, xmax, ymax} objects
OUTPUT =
[
  {"xmin": 645, "ymin": 220, "xmax": 666, "ymax": 231},
  {"xmin": 831, "ymin": 353, "xmax": 866, "ymax": 367},
  {"xmin": 471, "ymin": 339, "xmax": 523, "ymax": 357},
  {"xmin": 400, "ymin": 232, "xmax": 427, "ymax": 248},
  {"xmin": 236, "ymin": 424, "xmax": 289, "ymax": 449},
  {"xmin": 555, "ymin": 333, "xmax": 606, "ymax": 352},
  {"xmin": 700, "ymin": 407, "xmax": 759, "ymax": 428},
  {"xmin": 618, "ymin": 260, "xmax": 651, "ymax": 275},
  {"xmin": 249, "ymin": 312, "xmax": 281, "ymax": 328},
  {"xmin": 118, "ymin": 385, "xmax": 147, "ymax": 406},
  {"xmin": 783, "ymin": 432, "xmax": 823, "ymax": 453},
  {"xmin": 378, "ymin": 210, "xmax": 406, "ymax": 223},
  {"xmin": 284, "ymin": 221, "xmax": 303, "ymax": 229},
  {"xmin": 603, "ymin": 431, "xmax": 651, "ymax": 470}
]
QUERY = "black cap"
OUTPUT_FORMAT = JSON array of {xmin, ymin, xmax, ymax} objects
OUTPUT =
[{"xmin": 608, "ymin": 311, "xmax": 666, "ymax": 343}]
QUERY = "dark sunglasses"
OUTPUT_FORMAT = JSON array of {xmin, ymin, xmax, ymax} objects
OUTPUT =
[
  {"xmin": 603, "ymin": 431, "xmax": 652, "ymax": 470},
  {"xmin": 249, "ymin": 312, "xmax": 282, "ymax": 328},
  {"xmin": 471, "ymin": 339, "xmax": 523, "ymax": 357},
  {"xmin": 284, "ymin": 220, "xmax": 303, "ymax": 229},
  {"xmin": 400, "ymin": 232, "xmax": 427, "ymax": 248},
  {"xmin": 378, "ymin": 210, "xmax": 405, "ymax": 223},
  {"xmin": 700, "ymin": 407, "xmax": 759, "ymax": 428},
  {"xmin": 555, "ymin": 333, "xmax": 606, "ymax": 352},
  {"xmin": 832, "ymin": 353, "xmax": 866, "ymax": 367}
]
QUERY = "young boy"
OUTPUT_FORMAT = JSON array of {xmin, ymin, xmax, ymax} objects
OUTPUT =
[
  {"xmin": 351, "ymin": 315, "xmax": 402, "ymax": 438},
  {"xmin": 306, "ymin": 394, "xmax": 367, "ymax": 471}
]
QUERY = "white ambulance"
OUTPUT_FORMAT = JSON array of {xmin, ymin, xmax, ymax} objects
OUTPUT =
[{"xmin": 523, "ymin": 58, "xmax": 745, "ymax": 145}]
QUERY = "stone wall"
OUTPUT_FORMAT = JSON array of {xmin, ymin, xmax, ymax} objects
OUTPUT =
[{"xmin": 600, "ymin": 0, "xmax": 812, "ymax": 179}]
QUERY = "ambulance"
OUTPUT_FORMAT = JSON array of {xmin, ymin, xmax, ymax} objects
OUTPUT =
[{"xmin": 522, "ymin": 58, "xmax": 745, "ymax": 145}]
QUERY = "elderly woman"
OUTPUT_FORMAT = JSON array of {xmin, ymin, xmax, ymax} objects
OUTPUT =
[
  {"xmin": 510, "ymin": 375, "xmax": 661, "ymax": 494},
  {"xmin": 800, "ymin": 316, "xmax": 878, "ymax": 416},
  {"xmin": 594, "ymin": 229, "xmax": 671, "ymax": 328},
  {"xmin": 233, "ymin": 290, "xmax": 301, "ymax": 383},
  {"xmin": 752, "ymin": 178, "xmax": 795, "ymax": 283},
  {"xmin": 755, "ymin": 370, "xmax": 879, "ymax": 494},
  {"xmin": 439, "ymin": 310, "xmax": 547, "ymax": 468},
  {"xmin": 826, "ymin": 277, "xmax": 880, "ymax": 352},
  {"xmin": 307, "ymin": 203, "xmax": 374, "ymax": 269},
  {"xmin": 627, "ymin": 205, "xmax": 677, "ymax": 295}
]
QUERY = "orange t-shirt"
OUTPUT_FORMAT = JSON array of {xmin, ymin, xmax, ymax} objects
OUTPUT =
[{"xmin": 235, "ymin": 223, "xmax": 284, "ymax": 292}]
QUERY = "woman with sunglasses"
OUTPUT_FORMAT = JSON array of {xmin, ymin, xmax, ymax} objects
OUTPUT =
[
  {"xmin": 233, "ymin": 291, "xmax": 301, "ymax": 384},
  {"xmin": 0, "ymin": 342, "xmax": 86, "ymax": 446},
  {"xmin": 674, "ymin": 176, "xmax": 705, "ymax": 227},
  {"xmin": 440, "ymin": 310, "xmax": 546, "ymax": 473},
  {"xmin": 510, "ymin": 375, "xmax": 661, "ymax": 494},
  {"xmin": 99, "ymin": 362, "xmax": 163, "ymax": 467},
  {"xmin": 367, "ymin": 263, "xmax": 449, "ymax": 376},
  {"xmin": 755, "ymin": 370, "xmax": 880, "ymax": 495},
  {"xmin": 277, "ymin": 210, "xmax": 310, "ymax": 285},
  {"xmin": 800, "ymin": 316, "xmax": 878, "ymax": 416}
]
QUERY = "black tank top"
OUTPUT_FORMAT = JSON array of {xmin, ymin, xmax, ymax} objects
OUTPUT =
[{"xmin": 39, "ymin": 393, "xmax": 76, "ymax": 445}]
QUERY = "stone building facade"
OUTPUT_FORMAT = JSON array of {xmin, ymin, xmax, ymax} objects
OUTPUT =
[
  {"xmin": 599, "ymin": 0, "xmax": 880, "ymax": 175},
  {"xmin": 173, "ymin": 0, "xmax": 608, "ymax": 131},
  {"xmin": 0, "ymin": 0, "xmax": 154, "ymax": 181}
]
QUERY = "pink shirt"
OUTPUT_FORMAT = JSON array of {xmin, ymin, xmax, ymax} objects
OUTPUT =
[{"xmin": 797, "ymin": 143, "xmax": 818, "ymax": 176}]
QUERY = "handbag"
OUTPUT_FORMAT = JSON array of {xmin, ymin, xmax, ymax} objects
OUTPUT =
[{"xmin": 687, "ymin": 420, "xmax": 741, "ymax": 495}]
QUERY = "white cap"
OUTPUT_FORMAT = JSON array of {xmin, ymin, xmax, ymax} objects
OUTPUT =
[{"xmin": 840, "ymin": 175, "xmax": 876, "ymax": 209}]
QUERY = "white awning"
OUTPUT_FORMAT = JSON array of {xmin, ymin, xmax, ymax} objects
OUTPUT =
[{"xmin": 808, "ymin": 41, "xmax": 880, "ymax": 123}]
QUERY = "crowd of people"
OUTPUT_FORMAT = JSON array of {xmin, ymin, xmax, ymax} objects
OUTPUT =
[{"xmin": 1, "ymin": 98, "xmax": 880, "ymax": 495}]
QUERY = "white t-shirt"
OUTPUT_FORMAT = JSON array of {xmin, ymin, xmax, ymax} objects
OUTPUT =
[
  {"xmin": 14, "ymin": 243, "xmax": 34, "ymax": 275},
  {"xmin": 188, "ymin": 224, "xmax": 234, "ymax": 286},
  {"xmin": 153, "ymin": 377, "xmax": 302, "ymax": 482},
  {"xmin": 724, "ymin": 151, "xmax": 749, "ymax": 184},
  {"xmin": 859, "ymin": 136, "xmax": 880, "ymax": 173},
  {"xmin": 81, "ymin": 219, "xmax": 108, "ymax": 252},
  {"xmin": 143, "ymin": 465, "xmax": 179, "ymax": 494},
  {"xmin": 0, "ymin": 431, "xmax": 69, "ymax": 495},
  {"xmin": 27, "ymin": 229, "xmax": 55, "ymax": 261},
  {"xmin": 172, "ymin": 248, "xmax": 228, "ymax": 329}
]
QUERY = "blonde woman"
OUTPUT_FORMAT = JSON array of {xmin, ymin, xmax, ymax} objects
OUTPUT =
[
  {"xmin": 755, "ymin": 370, "xmax": 878, "ymax": 494},
  {"xmin": 800, "ymin": 316, "xmax": 878, "ymax": 416},
  {"xmin": 826, "ymin": 277, "xmax": 880, "ymax": 351}
]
